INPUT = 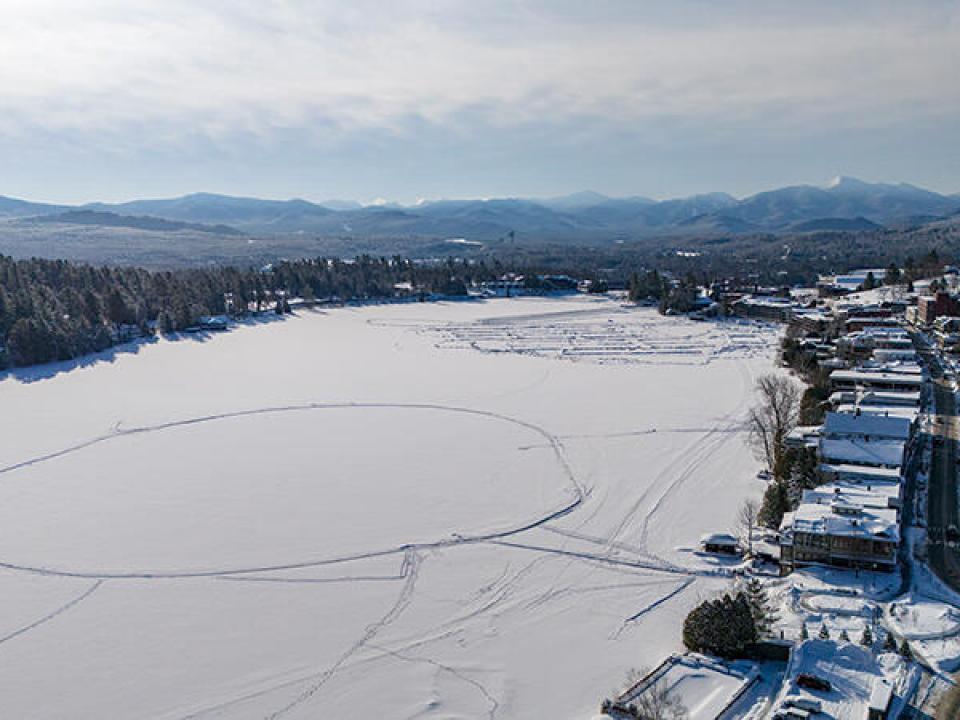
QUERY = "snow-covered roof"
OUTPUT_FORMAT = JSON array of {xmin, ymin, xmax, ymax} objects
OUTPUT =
[
  {"xmin": 854, "ymin": 325, "xmax": 910, "ymax": 337},
  {"xmin": 792, "ymin": 308, "xmax": 831, "ymax": 320},
  {"xmin": 830, "ymin": 369, "xmax": 924, "ymax": 388},
  {"xmin": 872, "ymin": 349, "xmax": 917, "ymax": 363},
  {"xmin": 834, "ymin": 404, "xmax": 919, "ymax": 422},
  {"xmin": 700, "ymin": 532, "xmax": 739, "ymax": 546},
  {"xmin": 736, "ymin": 295, "xmax": 794, "ymax": 307},
  {"xmin": 802, "ymin": 483, "xmax": 899, "ymax": 511},
  {"xmin": 787, "ymin": 497, "xmax": 899, "ymax": 540},
  {"xmin": 838, "ymin": 330, "xmax": 911, "ymax": 349},
  {"xmin": 862, "ymin": 389, "xmax": 922, "ymax": 405},
  {"xmin": 869, "ymin": 679, "xmax": 893, "ymax": 711},
  {"xmin": 818, "ymin": 463, "xmax": 902, "ymax": 483},
  {"xmin": 786, "ymin": 425, "xmax": 822, "ymax": 447},
  {"xmin": 828, "ymin": 274, "xmax": 875, "ymax": 291},
  {"xmin": 829, "ymin": 389, "xmax": 921, "ymax": 407},
  {"xmin": 822, "ymin": 412, "xmax": 912, "ymax": 441},
  {"xmin": 878, "ymin": 363, "xmax": 924, "ymax": 376},
  {"xmin": 819, "ymin": 437, "xmax": 905, "ymax": 468}
]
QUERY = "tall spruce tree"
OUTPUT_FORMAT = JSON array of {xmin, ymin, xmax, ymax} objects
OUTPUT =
[
  {"xmin": 759, "ymin": 479, "xmax": 791, "ymax": 529},
  {"xmin": 743, "ymin": 578, "xmax": 777, "ymax": 637}
]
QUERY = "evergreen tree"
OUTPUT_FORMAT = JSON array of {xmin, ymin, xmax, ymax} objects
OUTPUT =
[
  {"xmin": 899, "ymin": 639, "xmax": 913, "ymax": 660},
  {"xmin": 839, "ymin": 629, "xmax": 850, "ymax": 643},
  {"xmin": 157, "ymin": 310, "xmax": 174, "ymax": 334},
  {"xmin": 683, "ymin": 592, "xmax": 758, "ymax": 658},
  {"xmin": 800, "ymin": 624, "xmax": 809, "ymax": 640},
  {"xmin": 105, "ymin": 289, "xmax": 133, "ymax": 325},
  {"xmin": 743, "ymin": 578, "xmax": 777, "ymax": 637},
  {"xmin": 884, "ymin": 263, "xmax": 901, "ymax": 286},
  {"xmin": 818, "ymin": 625, "xmax": 830, "ymax": 640},
  {"xmin": 860, "ymin": 626, "xmax": 873, "ymax": 647},
  {"xmin": 883, "ymin": 632, "xmax": 898, "ymax": 652},
  {"xmin": 759, "ymin": 479, "xmax": 791, "ymax": 529}
]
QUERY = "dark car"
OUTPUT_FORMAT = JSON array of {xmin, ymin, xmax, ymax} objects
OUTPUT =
[{"xmin": 796, "ymin": 673, "xmax": 832, "ymax": 692}]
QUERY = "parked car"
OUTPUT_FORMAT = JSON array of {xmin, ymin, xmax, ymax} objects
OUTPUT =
[{"xmin": 797, "ymin": 673, "xmax": 832, "ymax": 692}]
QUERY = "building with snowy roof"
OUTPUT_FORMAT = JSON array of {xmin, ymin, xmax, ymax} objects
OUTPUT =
[
  {"xmin": 834, "ymin": 404, "xmax": 920, "ymax": 423},
  {"xmin": 821, "ymin": 412, "xmax": 912, "ymax": 443},
  {"xmin": 699, "ymin": 532, "xmax": 741, "ymax": 554},
  {"xmin": 829, "ymin": 389, "xmax": 921, "ymax": 408},
  {"xmin": 818, "ymin": 463, "xmax": 902, "ymax": 486},
  {"xmin": 779, "ymin": 493, "xmax": 899, "ymax": 572},
  {"xmin": 802, "ymin": 483, "xmax": 902, "ymax": 512},
  {"xmin": 731, "ymin": 295, "xmax": 795, "ymax": 322},
  {"xmin": 785, "ymin": 425, "xmax": 822, "ymax": 449},
  {"xmin": 830, "ymin": 369, "xmax": 924, "ymax": 393},
  {"xmin": 818, "ymin": 437, "xmax": 905, "ymax": 470}
]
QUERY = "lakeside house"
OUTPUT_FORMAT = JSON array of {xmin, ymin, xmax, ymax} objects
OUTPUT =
[
  {"xmin": 829, "ymin": 368, "xmax": 924, "ymax": 394},
  {"xmin": 699, "ymin": 532, "xmax": 741, "ymax": 555},
  {"xmin": 779, "ymin": 491, "xmax": 899, "ymax": 572},
  {"xmin": 731, "ymin": 295, "xmax": 795, "ymax": 323}
]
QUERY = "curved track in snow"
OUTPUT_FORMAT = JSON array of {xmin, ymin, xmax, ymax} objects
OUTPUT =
[{"xmin": 0, "ymin": 402, "xmax": 585, "ymax": 580}]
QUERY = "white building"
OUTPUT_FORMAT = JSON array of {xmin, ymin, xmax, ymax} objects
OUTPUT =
[
  {"xmin": 830, "ymin": 369, "xmax": 924, "ymax": 394},
  {"xmin": 821, "ymin": 412, "xmax": 912, "ymax": 443}
]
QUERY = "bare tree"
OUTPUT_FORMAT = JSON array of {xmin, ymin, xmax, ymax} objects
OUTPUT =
[
  {"xmin": 736, "ymin": 498, "xmax": 760, "ymax": 556},
  {"xmin": 607, "ymin": 668, "xmax": 688, "ymax": 720},
  {"xmin": 746, "ymin": 374, "xmax": 802, "ymax": 473},
  {"xmin": 635, "ymin": 676, "xmax": 688, "ymax": 720}
]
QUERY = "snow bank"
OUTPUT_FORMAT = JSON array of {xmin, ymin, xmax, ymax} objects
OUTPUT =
[{"xmin": 888, "ymin": 595, "xmax": 960, "ymax": 640}]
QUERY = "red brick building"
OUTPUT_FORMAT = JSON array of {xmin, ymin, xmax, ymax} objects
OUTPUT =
[{"xmin": 917, "ymin": 292, "xmax": 959, "ymax": 325}]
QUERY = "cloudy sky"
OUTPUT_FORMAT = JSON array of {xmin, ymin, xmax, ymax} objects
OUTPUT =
[{"xmin": 1, "ymin": 0, "xmax": 958, "ymax": 204}]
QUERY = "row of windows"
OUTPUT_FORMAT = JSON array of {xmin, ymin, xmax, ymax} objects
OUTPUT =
[{"xmin": 795, "ymin": 533, "xmax": 895, "ymax": 557}]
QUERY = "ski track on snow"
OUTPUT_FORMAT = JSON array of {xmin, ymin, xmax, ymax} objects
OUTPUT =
[
  {"xmin": 0, "ymin": 579, "xmax": 103, "ymax": 647},
  {"xmin": 0, "ymin": 401, "xmax": 586, "ymax": 580},
  {"xmin": 0, "ymin": 358, "xmax": 760, "ymax": 714},
  {"xmin": 367, "ymin": 642, "xmax": 501, "ymax": 720},
  {"xmin": 263, "ymin": 549, "xmax": 422, "ymax": 720}
]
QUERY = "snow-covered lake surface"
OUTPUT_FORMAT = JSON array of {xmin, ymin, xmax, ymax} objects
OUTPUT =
[{"xmin": 0, "ymin": 295, "xmax": 780, "ymax": 719}]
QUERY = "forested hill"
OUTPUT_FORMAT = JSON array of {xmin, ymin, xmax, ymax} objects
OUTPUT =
[{"xmin": 0, "ymin": 255, "xmax": 500, "ymax": 369}]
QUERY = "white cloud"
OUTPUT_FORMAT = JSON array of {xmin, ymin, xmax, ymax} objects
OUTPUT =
[{"xmin": 0, "ymin": 0, "xmax": 957, "ymax": 144}]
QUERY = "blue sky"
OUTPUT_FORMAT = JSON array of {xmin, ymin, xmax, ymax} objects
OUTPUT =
[{"xmin": 1, "ymin": 0, "xmax": 958, "ymax": 204}]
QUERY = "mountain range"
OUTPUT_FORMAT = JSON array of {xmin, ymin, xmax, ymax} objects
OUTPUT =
[{"xmin": 1, "ymin": 177, "xmax": 958, "ymax": 242}]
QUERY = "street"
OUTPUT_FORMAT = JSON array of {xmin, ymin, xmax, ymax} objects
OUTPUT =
[{"xmin": 916, "ymin": 338, "xmax": 960, "ymax": 592}]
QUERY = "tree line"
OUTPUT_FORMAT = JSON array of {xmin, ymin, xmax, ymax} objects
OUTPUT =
[{"xmin": 0, "ymin": 255, "xmax": 525, "ymax": 369}]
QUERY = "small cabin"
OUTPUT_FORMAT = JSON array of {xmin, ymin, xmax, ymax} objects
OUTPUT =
[{"xmin": 700, "ymin": 532, "xmax": 741, "ymax": 555}]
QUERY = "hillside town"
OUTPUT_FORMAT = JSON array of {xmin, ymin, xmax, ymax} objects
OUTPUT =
[{"xmin": 600, "ymin": 267, "xmax": 960, "ymax": 720}]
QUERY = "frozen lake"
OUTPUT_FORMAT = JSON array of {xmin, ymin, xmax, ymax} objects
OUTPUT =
[{"xmin": 0, "ymin": 295, "xmax": 780, "ymax": 719}]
